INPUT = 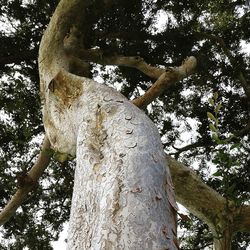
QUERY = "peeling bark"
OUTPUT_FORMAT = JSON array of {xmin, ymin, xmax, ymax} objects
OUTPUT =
[
  {"xmin": 39, "ymin": 0, "xmax": 178, "ymax": 249},
  {"xmin": 0, "ymin": 2, "xmax": 248, "ymax": 249}
]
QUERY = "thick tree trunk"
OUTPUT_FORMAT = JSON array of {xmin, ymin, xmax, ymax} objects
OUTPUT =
[
  {"xmin": 213, "ymin": 228, "xmax": 233, "ymax": 250},
  {"xmin": 39, "ymin": 0, "xmax": 178, "ymax": 249},
  {"xmin": 66, "ymin": 75, "xmax": 178, "ymax": 249}
]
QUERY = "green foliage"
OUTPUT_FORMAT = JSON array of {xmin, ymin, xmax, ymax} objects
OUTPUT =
[
  {"xmin": 0, "ymin": 0, "xmax": 249, "ymax": 248},
  {"xmin": 207, "ymin": 93, "xmax": 248, "ymax": 204}
]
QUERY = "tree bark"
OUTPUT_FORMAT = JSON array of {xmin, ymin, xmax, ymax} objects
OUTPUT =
[
  {"xmin": 213, "ymin": 227, "xmax": 233, "ymax": 250},
  {"xmin": 39, "ymin": 0, "xmax": 178, "ymax": 249}
]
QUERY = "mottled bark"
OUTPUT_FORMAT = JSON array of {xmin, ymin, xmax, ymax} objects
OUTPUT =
[{"xmin": 39, "ymin": 0, "xmax": 178, "ymax": 249}]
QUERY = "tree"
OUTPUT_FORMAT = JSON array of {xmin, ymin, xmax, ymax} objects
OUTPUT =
[{"xmin": 0, "ymin": 0, "xmax": 249, "ymax": 249}]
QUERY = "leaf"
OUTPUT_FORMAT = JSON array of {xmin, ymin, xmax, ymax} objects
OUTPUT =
[
  {"xmin": 217, "ymin": 139, "xmax": 227, "ymax": 145},
  {"xmin": 230, "ymin": 143, "xmax": 241, "ymax": 150},
  {"xmin": 209, "ymin": 124, "xmax": 217, "ymax": 132},
  {"xmin": 208, "ymin": 98, "xmax": 214, "ymax": 106},
  {"xmin": 212, "ymin": 133, "xmax": 219, "ymax": 142},
  {"xmin": 227, "ymin": 183, "xmax": 236, "ymax": 195},
  {"xmin": 213, "ymin": 92, "xmax": 218, "ymax": 100},
  {"xmin": 207, "ymin": 112, "xmax": 216, "ymax": 121},
  {"xmin": 215, "ymin": 103, "xmax": 222, "ymax": 115},
  {"xmin": 215, "ymin": 118, "xmax": 219, "ymax": 127},
  {"xmin": 213, "ymin": 170, "xmax": 223, "ymax": 177}
]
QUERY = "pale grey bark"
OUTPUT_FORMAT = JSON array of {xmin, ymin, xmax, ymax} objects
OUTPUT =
[
  {"xmin": 39, "ymin": 0, "xmax": 178, "ymax": 249},
  {"xmin": 66, "ymin": 76, "xmax": 178, "ymax": 249},
  {"xmin": 0, "ymin": 0, "xmax": 248, "ymax": 249}
]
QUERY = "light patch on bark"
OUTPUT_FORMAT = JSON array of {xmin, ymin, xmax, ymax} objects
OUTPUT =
[
  {"xmin": 65, "ymin": 76, "xmax": 178, "ymax": 249},
  {"xmin": 41, "ymin": 69, "xmax": 178, "ymax": 248},
  {"xmin": 38, "ymin": 0, "xmax": 178, "ymax": 248}
]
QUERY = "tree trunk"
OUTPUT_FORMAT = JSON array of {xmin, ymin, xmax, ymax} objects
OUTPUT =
[
  {"xmin": 213, "ymin": 228, "xmax": 233, "ymax": 250},
  {"xmin": 38, "ymin": 0, "xmax": 178, "ymax": 249}
]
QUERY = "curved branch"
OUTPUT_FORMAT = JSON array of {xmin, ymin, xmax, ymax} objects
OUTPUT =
[
  {"xmin": 234, "ymin": 205, "xmax": 250, "ymax": 232},
  {"xmin": 0, "ymin": 136, "xmax": 51, "ymax": 225},
  {"xmin": 65, "ymin": 43, "xmax": 197, "ymax": 109},
  {"xmin": 67, "ymin": 48, "xmax": 165, "ymax": 79},
  {"xmin": 166, "ymin": 155, "xmax": 250, "ymax": 235},
  {"xmin": 166, "ymin": 155, "xmax": 227, "ymax": 233},
  {"xmin": 132, "ymin": 56, "xmax": 197, "ymax": 108},
  {"xmin": 171, "ymin": 140, "xmax": 214, "ymax": 158}
]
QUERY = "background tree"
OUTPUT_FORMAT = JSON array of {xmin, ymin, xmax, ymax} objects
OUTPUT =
[{"xmin": 0, "ymin": 0, "xmax": 249, "ymax": 249}]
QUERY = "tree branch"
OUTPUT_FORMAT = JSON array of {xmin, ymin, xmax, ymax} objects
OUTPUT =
[
  {"xmin": 166, "ymin": 155, "xmax": 227, "ymax": 233},
  {"xmin": 166, "ymin": 155, "xmax": 250, "ymax": 235},
  {"xmin": 132, "ymin": 56, "xmax": 197, "ymax": 108},
  {"xmin": 0, "ymin": 136, "xmax": 51, "ymax": 225},
  {"xmin": 234, "ymin": 205, "xmax": 250, "ymax": 232},
  {"xmin": 67, "ymin": 48, "xmax": 165, "ymax": 79},
  {"xmin": 64, "ymin": 25, "xmax": 197, "ymax": 108},
  {"xmin": 170, "ymin": 139, "xmax": 214, "ymax": 158},
  {"xmin": 66, "ymin": 44, "xmax": 197, "ymax": 108},
  {"xmin": 169, "ymin": 119, "xmax": 250, "ymax": 158}
]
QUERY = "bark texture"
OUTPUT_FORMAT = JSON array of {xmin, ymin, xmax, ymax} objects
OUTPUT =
[{"xmin": 39, "ymin": 0, "xmax": 178, "ymax": 249}]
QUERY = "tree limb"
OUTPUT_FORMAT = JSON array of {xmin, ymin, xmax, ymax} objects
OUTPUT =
[
  {"xmin": 67, "ymin": 46, "xmax": 197, "ymax": 108},
  {"xmin": 170, "ymin": 139, "xmax": 214, "ymax": 158},
  {"xmin": 166, "ymin": 155, "xmax": 250, "ymax": 235},
  {"xmin": 67, "ymin": 48, "xmax": 165, "ymax": 79},
  {"xmin": 234, "ymin": 205, "xmax": 250, "ymax": 232},
  {"xmin": 166, "ymin": 155, "xmax": 227, "ymax": 233},
  {"xmin": 0, "ymin": 136, "xmax": 51, "ymax": 225},
  {"xmin": 132, "ymin": 56, "xmax": 197, "ymax": 108}
]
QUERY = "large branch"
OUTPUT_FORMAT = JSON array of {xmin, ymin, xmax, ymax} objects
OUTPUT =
[
  {"xmin": 234, "ymin": 205, "xmax": 250, "ymax": 232},
  {"xmin": 66, "ymin": 45, "xmax": 197, "ymax": 108},
  {"xmin": 132, "ymin": 56, "xmax": 197, "ymax": 108},
  {"xmin": 0, "ymin": 136, "xmax": 51, "ymax": 225},
  {"xmin": 66, "ymin": 48, "xmax": 165, "ymax": 79},
  {"xmin": 166, "ymin": 155, "xmax": 250, "ymax": 235},
  {"xmin": 166, "ymin": 155, "xmax": 227, "ymax": 233}
]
